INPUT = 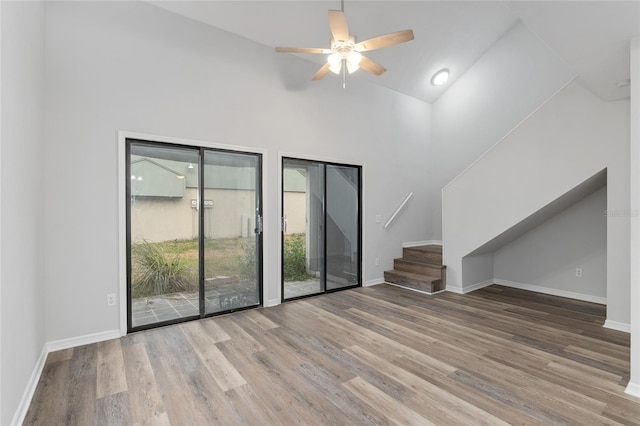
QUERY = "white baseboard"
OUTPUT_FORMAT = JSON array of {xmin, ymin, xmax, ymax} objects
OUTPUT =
[
  {"xmin": 402, "ymin": 240, "xmax": 443, "ymax": 248},
  {"xmin": 603, "ymin": 320, "xmax": 631, "ymax": 333},
  {"xmin": 446, "ymin": 280, "xmax": 493, "ymax": 294},
  {"xmin": 46, "ymin": 329, "xmax": 121, "ymax": 353},
  {"xmin": 464, "ymin": 279, "xmax": 494, "ymax": 293},
  {"xmin": 11, "ymin": 345, "xmax": 48, "ymax": 426},
  {"xmin": 264, "ymin": 298, "xmax": 280, "ymax": 308},
  {"xmin": 364, "ymin": 278, "xmax": 385, "ymax": 287},
  {"xmin": 626, "ymin": 382, "xmax": 640, "ymax": 398},
  {"xmin": 494, "ymin": 279, "xmax": 607, "ymax": 305},
  {"xmin": 13, "ymin": 329, "xmax": 123, "ymax": 424}
]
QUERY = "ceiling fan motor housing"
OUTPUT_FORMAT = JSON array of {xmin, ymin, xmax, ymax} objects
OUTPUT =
[{"xmin": 329, "ymin": 36, "xmax": 362, "ymax": 74}]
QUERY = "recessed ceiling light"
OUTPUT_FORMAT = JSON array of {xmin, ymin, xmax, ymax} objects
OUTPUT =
[{"xmin": 431, "ymin": 69, "xmax": 449, "ymax": 86}]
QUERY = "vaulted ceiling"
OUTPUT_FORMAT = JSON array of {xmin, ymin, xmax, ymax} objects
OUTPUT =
[{"xmin": 150, "ymin": 1, "xmax": 639, "ymax": 103}]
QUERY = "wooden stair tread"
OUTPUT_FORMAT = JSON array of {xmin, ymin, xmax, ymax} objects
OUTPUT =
[
  {"xmin": 394, "ymin": 258, "xmax": 446, "ymax": 269},
  {"xmin": 386, "ymin": 244, "xmax": 446, "ymax": 293},
  {"xmin": 384, "ymin": 269, "xmax": 444, "ymax": 293},
  {"xmin": 404, "ymin": 245, "xmax": 442, "ymax": 253},
  {"xmin": 384, "ymin": 269, "xmax": 441, "ymax": 283},
  {"xmin": 402, "ymin": 246, "xmax": 443, "ymax": 265}
]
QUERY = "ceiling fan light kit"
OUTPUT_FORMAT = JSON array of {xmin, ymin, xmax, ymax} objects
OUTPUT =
[
  {"xmin": 275, "ymin": 5, "xmax": 414, "ymax": 86},
  {"xmin": 328, "ymin": 50, "xmax": 362, "ymax": 75}
]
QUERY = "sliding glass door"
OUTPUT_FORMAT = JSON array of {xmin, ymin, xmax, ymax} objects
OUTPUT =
[
  {"xmin": 326, "ymin": 164, "xmax": 360, "ymax": 291},
  {"xmin": 203, "ymin": 150, "xmax": 261, "ymax": 315},
  {"xmin": 128, "ymin": 143, "xmax": 201, "ymax": 327},
  {"xmin": 127, "ymin": 139, "xmax": 262, "ymax": 331},
  {"xmin": 282, "ymin": 158, "xmax": 361, "ymax": 301},
  {"xmin": 282, "ymin": 159, "xmax": 324, "ymax": 299}
]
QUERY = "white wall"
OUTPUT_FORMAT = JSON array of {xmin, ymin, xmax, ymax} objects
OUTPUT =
[
  {"xmin": 0, "ymin": 1, "xmax": 46, "ymax": 424},
  {"xmin": 442, "ymin": 80, "xmax": 630, "ymax": 325},
  {"xmin": 428, "ymin": 21, "xmax": 575, "ymax": 240},
  {"xmin": 461, "ymin": 253, "xmax": 494, "ymax": 289},
  {"xmin": 494, "ymin": 186, "xmax": 607, "ymax": 302},
  {"xmin": 43, "ymin": 1, "xmax": 430, "ymax": 341}
]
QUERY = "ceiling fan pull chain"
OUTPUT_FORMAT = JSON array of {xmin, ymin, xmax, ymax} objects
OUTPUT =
[{"xmin": 342, "ymin": 58, "xmax": 347, "ymax": 88}]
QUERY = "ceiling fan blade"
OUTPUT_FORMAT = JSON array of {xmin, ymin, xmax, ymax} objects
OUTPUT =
[
  {"xmin": 275, "ymin": 47, "xmax": 332, "ymax": 54},
  {"xmin": 312, "ymin": 63, "xmax": 331, "ymax": 81},
  {"xmin": 328, "ymin": 10, "xmax": 349, "ymax": 42},
  {"xmin": 359, "ymin": 56, "xmax": 387, "ymax": 76},
  {"xmin": 355, "ymin": 29, "xmax": 415, "ymax": 52}
]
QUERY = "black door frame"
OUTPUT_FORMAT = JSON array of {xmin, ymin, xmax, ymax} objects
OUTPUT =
[
  {"xmin": 126, "ymin": 138, "xmax": 263, "ymax": 333},
  {"xmin": 281, "ymin": 156, "xmax": 362, "ymax": 302}
]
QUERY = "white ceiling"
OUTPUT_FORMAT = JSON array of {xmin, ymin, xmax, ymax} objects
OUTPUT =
[{"xmin": 149, "ymin": 1, "xmax": 640, "ymax": 103}]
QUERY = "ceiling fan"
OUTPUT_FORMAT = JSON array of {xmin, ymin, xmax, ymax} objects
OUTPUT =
[{"xmin": 275, "ymin": 3, "xmax": 414, "ymax": 85}]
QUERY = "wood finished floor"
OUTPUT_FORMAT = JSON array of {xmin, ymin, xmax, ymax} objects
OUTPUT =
[{"xmin": 25, "ymin": 284, "xmax": 640, "ymax": 425}]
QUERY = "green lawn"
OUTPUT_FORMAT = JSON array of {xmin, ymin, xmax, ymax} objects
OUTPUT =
[
  {"xmin": 149, "ymin": 237, "xmax": 251, "ymax": 277},
  {"xmin": 131, "ymin": 234, "xmax": 309, "ymax": 298},
  {"xmin": 131, "ymin": 237, "xmax": 253, "ymax": 298}
]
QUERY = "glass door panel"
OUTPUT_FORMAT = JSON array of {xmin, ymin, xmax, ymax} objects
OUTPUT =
[
  {"xmin": 129, "ymin": 143, "xmax": 200, "ymax": 328},
  {"xmin": 128, "ymin": 140, "xmax": 263, "ymax": 332},
  {"xmin": 282, "ymin": 159, "xmax": 325, "ymax": 299},
  {"xmin": 203, "ymin": 150, "xmax": 261, "ymax": 314},
  {"xmin": 326, "ymin": 165, "xmax": 360, "ymax": 290}
]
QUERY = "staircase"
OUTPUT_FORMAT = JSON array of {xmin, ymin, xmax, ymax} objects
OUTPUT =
[{"xmin": 383, "ymin": 245, "xmax": 446, "ymax": 294}]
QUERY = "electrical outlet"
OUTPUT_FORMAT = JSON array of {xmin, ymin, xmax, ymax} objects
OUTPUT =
[
  {"xmin": 375, "ymin": 214, "xmax": 382, "ymax": 224},
  {"xmin": 575, "ymin": 268, "xmax": 583, "ymax": 278},
  {"xmin": 375, "ymin": 257, "xmax": 380, "ymax": 266},
  {"xmin": 107, "ymin": 293, "xmax": 116, "ymax": 306}
]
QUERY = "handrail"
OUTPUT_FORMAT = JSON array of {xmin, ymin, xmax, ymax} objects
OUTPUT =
[{"xmin": 384, "ymin": 192, "xmax": 413, "ymax": 230}]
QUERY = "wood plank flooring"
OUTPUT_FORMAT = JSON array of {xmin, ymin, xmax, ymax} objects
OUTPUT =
[{"xmin": 24, "ymin": 284, "xmax": 640, "ymax": 425}]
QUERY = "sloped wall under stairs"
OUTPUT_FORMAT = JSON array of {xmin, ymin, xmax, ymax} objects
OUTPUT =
[{"xmin": 442, "ymin": 80, "xmax": 630, "ymax": 327}]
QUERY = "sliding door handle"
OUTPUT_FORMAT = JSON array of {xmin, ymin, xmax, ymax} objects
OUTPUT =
[{"xmin": 255, "ymin": 215, "xmax": 263, "ymax": 234}]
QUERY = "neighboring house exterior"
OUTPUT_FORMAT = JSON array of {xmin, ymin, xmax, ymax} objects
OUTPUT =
[{"xmin": 130, "ymin": 157, "xmax": 307, "ymax": 242}]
